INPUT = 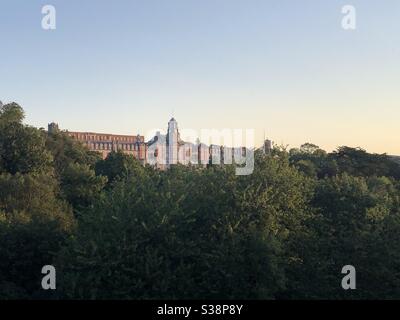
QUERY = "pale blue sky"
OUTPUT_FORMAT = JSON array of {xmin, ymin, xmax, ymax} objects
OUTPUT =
[{"xmin": 1, "ymin": 0, "xmax": 399, "ymax": 153}]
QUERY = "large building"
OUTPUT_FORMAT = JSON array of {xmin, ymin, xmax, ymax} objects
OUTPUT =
[
  {"xmin": 145, "ymin": 117, "xmax": 222, "ymax": 169},
  {"xmin": 48, "ymin": 122, "xmax": 147, "ymax": 163},
  {"xmin": 48, "ymin": 118, "xmax": 261, "ymax": 168}
]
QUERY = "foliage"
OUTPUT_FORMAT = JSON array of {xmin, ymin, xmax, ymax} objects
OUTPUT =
[
  {"xmin": 60, "ymin": 163, "xmax": 107, "ymax": 213},
  {"xmin": 58, "ymin": 156, "xmax": 310, "ymax": 299},
  {"xmin": 95, "ymin": 151, "xmax": 144, "ymax": 186},
  {"xmin": 0, "ymin": 173, "xmax": 74, "ymax": 299},
  {"xmin": 0, "ymin": 103, "xmax": 53, "ymax": 175},
  {"xmin": 2, "ymin": 102, "xmax": 400, "ymax": 299}
]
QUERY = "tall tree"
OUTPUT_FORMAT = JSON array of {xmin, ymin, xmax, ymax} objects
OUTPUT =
[{"xmin": 0, "ymin": 103, "xmax": 53, "ymax": 175}]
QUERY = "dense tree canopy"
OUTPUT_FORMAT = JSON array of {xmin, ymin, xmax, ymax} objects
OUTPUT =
[{"xmin": 2, "ymin": 102, "xmax": 400, "ymax": 299}]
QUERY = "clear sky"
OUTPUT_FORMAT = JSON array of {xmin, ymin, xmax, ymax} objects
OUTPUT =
[{"xmin": 1, "ymin": 0, "xmax": 399, "ymax": 154}]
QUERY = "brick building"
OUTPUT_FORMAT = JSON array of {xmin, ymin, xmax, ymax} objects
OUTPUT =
[
  {"xmin": 48, "ymin": 118, "xmax": 255, "ymax": 168},
  {"xmin": 48, "ymin": 122, "xmax": 147, "ymax": 163}
]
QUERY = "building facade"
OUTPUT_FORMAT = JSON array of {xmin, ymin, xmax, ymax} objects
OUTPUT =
[
  {"xmin": 48, "ymin": 122, "xmax": 147, "ymax": 163},
  {"xmin": 48, "ymin": 118, "xmax": 262, "ymax": 168}
]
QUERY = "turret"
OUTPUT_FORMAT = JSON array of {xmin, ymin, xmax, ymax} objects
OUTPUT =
[{"xmin": 48, "ymin": 122, "xmax": 59, "ymax": 134}]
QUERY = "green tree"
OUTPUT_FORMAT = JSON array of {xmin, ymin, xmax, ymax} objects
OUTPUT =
[
  {"xmin": 0, "ymin": 103, "xmax": 53, "ymax": 175},
  {"xmin": 0, "ymin": 173, "xmax": 74, "ymax": 299},
  {"xmin": 288, "ymin": 174, "xmax": 400, "ymax": 299},
  {"xmin": 330, "ymin": 146, "xmax": 400, "ymax": 179},
  {"xmin": 95, "ymin": 151, "xmax": 144, "ymax": 186},
  {"xmin": 0, "ymin": 102, "xmax": 24, "ymax": 124},
  {"xmin": 46, "ymin": 130, "xmax": 101, "ymax": 177},
  {"xmin": 60, "ymin": 163, "xmax": 107, "ymax": 213},
  {"xmin": 46, "ymin": 130, "xmax": 105, "ymax": 213},
  {"xmin": 58, "ymin": 151, "xmax": 313, "ymax": 299}
]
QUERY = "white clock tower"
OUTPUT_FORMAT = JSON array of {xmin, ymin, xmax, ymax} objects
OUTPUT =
[{"xmin": 167, "ymin": 117, "xmax": 179, "ymax": 166}]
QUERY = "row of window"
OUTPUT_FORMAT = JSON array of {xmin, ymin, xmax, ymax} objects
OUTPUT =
[
  {"xmin": 73, "ymin": 134, "xmax": 140, "ymax": 142},
  {"xmin": 89, "ymin": 142, "xmax": 145, "ymax": 151}
]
